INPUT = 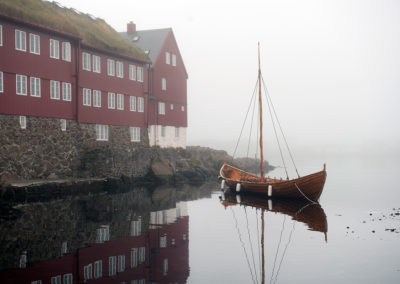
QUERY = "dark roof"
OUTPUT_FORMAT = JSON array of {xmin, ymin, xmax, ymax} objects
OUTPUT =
[
  {"xmin": 120, "ymin": 28, "xmax": 171, "ymax": 63},
  {"xmin": 0, "ymin": 0, "xmax": 150, "ymax": 62}
]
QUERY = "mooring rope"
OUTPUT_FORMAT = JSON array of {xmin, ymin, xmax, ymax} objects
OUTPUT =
[{"xmin": 294, "ymin": 182, "xmax": 318, "ymax": 204}]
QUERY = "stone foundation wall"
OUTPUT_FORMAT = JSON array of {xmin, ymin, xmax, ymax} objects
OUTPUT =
[{"xmin": 0, "ymin": 114, "xmax": 151, "ymax": 182}]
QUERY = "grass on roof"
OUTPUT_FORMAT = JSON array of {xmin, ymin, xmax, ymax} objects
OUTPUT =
[{"xmin": 0, "ymin": 0, "xmax": 149, "ymax": 61}]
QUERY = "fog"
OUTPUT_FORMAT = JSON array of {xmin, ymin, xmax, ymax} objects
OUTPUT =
[{"xmin": 57, "ymin": 0, "xmax": 400, "ymax": 157}]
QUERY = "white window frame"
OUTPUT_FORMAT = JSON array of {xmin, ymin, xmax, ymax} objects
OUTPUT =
[
  {"xmin": 131, "ymin": 248, "xmax": 138, "ymax": 268},
  {"xmin": 63, "ymin": 274, "xmax": 73, "ymax": 284},
  {"xmin": 93, "ymin": 90, "xmax": 101, "ymax": 107},
  {"xmin": 172, "ymin": 54, "xmax": 177, "ymax": 66},
  {"xmin": 107, "ymin": 59, "xmax": 115, "ymax": 76},
  {"xmin": 170, "ymin": 104, "xmax": 174, "ymax": 110},
  {"xmin": 129, "ymin": 96, "xmax": 136, "ymax": 111},
  {"xmin": 130, "ymin": 127, "xmax": 140, "ymax": 142},
  {"xmin": 83, "ymin": 88, "xmax": 91, "ymax": 106},
  {"xmin": 117, "ymin": 93, "xmax": 124, "ymax": 110},
  {"xmin": 83, "ymin": 264, "xmax": 92, "ymax": 282},
  {"xmin": 181, "ymin": 105, "xmax": 185, "ymax": 111},
  {"xmin": 50, "ymin": 275, "xmax": 61, "ymax": 284},
  {"xmin": 138, "ymin": 97, "xmax": 144, "ymax": 112},
  {"xmin": 137, "ymin": 66, "xmax": 143, "ymax": 82},
  {"xmin": 0, "ymin": 25, "xmax": 2, "ymax": 46},
  {"xmin": 30, "ymin": 77, "xmax": 40, "ymax": 97},
  {"xmin": 60, "ymin": 119, "xmax": 66, "ymax": 131},
  {"xmin": 62, "ymin": 42, "xmax": 71, "ymax": 62},
  {"xmin": 50, "ymin": 80, "xmax": 60, "ymax": 100},
  {"xmin": 82, "ymin": 52, "xmax": 91, "ymax": 71},
  {"xmin": 109, "ymin": 256, "xmax": 116, "ymax": 276},
  {"xmin": 158, "ymin": 102, "xmax": 165, "ymax": 115},
  {"xmin": 62, "ymin": 82, "xmax": 71, "ymax": 101},
  {"xmin": 15, "ymin": 29, "xmax": 26, "ymax": 51},
  {"xmin": 161, "ymin": 78, "xmax": 166, "ymax": 91},
  {"xmin": 175, "ymin": 127, "xmax": 179, "ymax": 137},
  {"xmin": 50, "ymin": 39, "xmax": 59, "ymax": 59},
  {"xmin": 165, "ymin": 52, "xmax": 170, "ymax": 64},
  {"xmin": 139, "ymin": 247, "xmax": 145, "ymax": 263},
  {"xmin": 117, "ymin": 255, "xmax": 125, "ymax": 272},
  {"xmin": 16, "ymin": 74, "xmax": 27, "ymax": 95},
  {"xmin": 96, "ymin": 124, "xmax": 109, "ymax": 141},
  {"xmin": 93, "ymin": 55, "xmax": 101, "ymax": 73},
  {"xmin": 94, "ymin": 260, "xmax": 102, "ymax": 279},
  {"xmin": 129, "ymin": 64, "xmax": 136, "ymax": 80},
  {"xmin": 116, "ymin": 61, "xmax": 123, "ymax": 78},
  {"xmin": 20, "ymin": 116, "xmax": 26, "ymax": 129},
  {"xmin": 0, "ymin": 71, "xmax": 3, "ymax": 93},
  {"xmin": 108, "ymin": 92, "xmax": 115, "ymax": 109},
  {"xmin": 29, "ymin": 33, "xmax": 40, "ymax": 55},
  {"xmin": 160, "ymin": 235, "xmax": 167, "ymax": 248}
]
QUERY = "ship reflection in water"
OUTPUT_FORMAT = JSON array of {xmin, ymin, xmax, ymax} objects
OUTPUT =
[{"xmin": 0, "ymin": 188, "xmax": 190, "ymax": 284}]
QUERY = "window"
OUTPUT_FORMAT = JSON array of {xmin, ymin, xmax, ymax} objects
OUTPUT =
[
  {"xmin": 29, "ymin": 33, "xmax": 40, "ymax": 54},
  {"xmin": 137, "ymin": 66, "xmax": 143, "ymax": 82},
  {"xmin": 138, "ymin": 97, "xmax": 144, "ymax": 112},
  {"xmin": 129, "ymin": 96, "xmax": 136, "ymax": 111},
  {"xmin": 161, "ymin": 78, "xmax": 166, "ymax": 91},
  {"xmin": 163, "ymin": 258, "xmax": 168, "ymax": 276},
  {"xmin": 20, "ymin": 116, "xmax": 26, "ymax": 129},
  {"xmin": 16, "ymin": 74, "xmax": 27, "ymax": 95},
  {"xmin": 60, "ymin": 119, "xmax": 66, "ymax": 131},
  {"xmin": 63, "ymin": 274, "xmax": 73, "ymax": 284},
  {"xmin": 181, "ymin": 105, "xmax": 185, "ymax": 111},
  {"xmin": 175, "ymin": 127, "xmax": 179, "ymax": 137},
  {"xmin": 82, "ymin": 52, "xmax": 90, "ymax": 71},
  {"xmin": 31, "ymin": 281, "xmax": 42, "ymax": 284},
  {"xmin": 93, "ymin": 90, "xmax": 101, "ymax": 107},
  {"xmin": 108, "ymin": 92, "xmax": 115, "ymax": 109},
  {"xmin": 131, "ymin": 248, "xmax": 138, "ymax": 268},
  {"xmin": 84, "ymin": 264, "xmax": 92, "ymax": 282},
  {"xmin": 172, "ymin": 54, "xmax": 177, "ymax": 66},
  {"xmin": 109, "ymin": 256, "xmax": 116, "ymax": 276},
  {"xmin": 116, "ymin": 61, "xmax": 123, "ymax": 78},
  {"xmin": 170, "ymin": 104, "xmax": 174, "ymax": 110},
  {"xmin": 118, "ymin": 255, "xmax": 125, "ymax": 272},
  {"xmin": 0, "ymin": 71, "xmax": 3, "ymax": 93},
  {"xmin": 165, "ymin": 52, "xmax": 170, "ymax": 64},
  {"xmin": 83, "ymin": 88, "xmax": 91, "ymax": 106},
  {"xmin": 117, "ymin": 93, "xmax": 124, "ymax": 110},
  {"xmin": 107, "ymin": 59, "xmax": 115, "ymax": 76},
  {"xmin": 139, "ymin": 247, "xmax": 145, "ymax": 263},
  {"xmin": 94, "ymin": 260, "xmax": 102, "ymax": 279},
  {"xmin": 50, "ymin": 275, "xmax": 61, "ymax": 284},
  {"xmin": 160, "ymin": 236, "xmax": 167, "ymax": 248},
  {"xmin": 50, "ymin": 39, "xmax": 59, "ymax": 59},
  {"xmin": 30, "ymin": 77, "xmax": 40, "ymax": 97},
  {"xmin": 62, "ymin": 42, "xmax": 71, "ymax": 61},
  {"xmin": 62, "ymin": 82, "xmax": 71, "ymax": 101},
  {"xmin": 0, "ymin": 25, "xmax": 2, "ymax": 46},
  {"xmin": 50, "ymin": 80, "xmax": 60, "ymax": 99},
  {"xmin": 130, "ymin": 127, "xmax": 140, "ymax": 142},
  {"xmin": 161, "ymin": 126, "xmax": 166, "ymax": 137},
  {"xmin": 96, "ymin": 124, "xmax": 109, "ymax": 141},
  {"xmin": 93, "ymin": 55, "xmax": 101, "ymax": 73},
  {"xmin": 61, "ymin": 241, "xmax": 68, "ymax": 254},
  {"xmin": 158, "ymin": 102, "xmax": 165, "ymax": 115},
  {"xmin": 129, "ymin": 64, "xmax": 136, "ymax": 80},
  {"xmin": 15, "ymin": 30, "xmax": 26, "ymax": 51}
]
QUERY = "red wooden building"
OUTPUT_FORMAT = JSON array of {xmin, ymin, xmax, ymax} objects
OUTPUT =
[{"xmin": 121, "ymin": 23, "xmax": 188, "ymax": 148}]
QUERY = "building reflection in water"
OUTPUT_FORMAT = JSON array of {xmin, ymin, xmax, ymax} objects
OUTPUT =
[{"xmin": 0, "ymin": 199, "xmax": 189, "ymax": 284}]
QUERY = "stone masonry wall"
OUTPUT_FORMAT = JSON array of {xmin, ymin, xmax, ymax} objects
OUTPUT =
[{"xmin": 0, "ymin": 114, "xmax": 151, "ymax": 182}]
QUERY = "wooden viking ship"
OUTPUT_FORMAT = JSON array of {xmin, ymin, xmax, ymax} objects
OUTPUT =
[{"xmin": 219, "ymin": 44, "xmax": 327, "ymax": 202}]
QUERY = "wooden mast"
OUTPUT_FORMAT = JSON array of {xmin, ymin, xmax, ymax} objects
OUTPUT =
[
  {"xmin": 258, "ymin": 43, "xmax": 264, "ymax": 180},
  {"xmin": 261, "ymin": 208, "xmax": 265, "ymax": 284}
]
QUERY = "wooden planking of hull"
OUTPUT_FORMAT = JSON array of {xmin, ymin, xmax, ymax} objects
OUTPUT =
[{"xmin": 220, "ymin": 163, "xmax": 327, "ymax": 202}]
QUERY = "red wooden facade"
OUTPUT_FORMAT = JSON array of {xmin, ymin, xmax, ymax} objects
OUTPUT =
[{"xmin": 0, "ymin": 14, "xmax": 150, "ymax": 127}]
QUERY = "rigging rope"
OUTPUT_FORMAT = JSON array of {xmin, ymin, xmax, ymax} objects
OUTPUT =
[
  {"xmin": 244, "ymin": 207, "xmax": 259, "ymax": 283},
  {"xmin": 232, "ymin": 81, "xmax": 259, "ymax": 160},
  {"xmin": 261, "ymin": 76, "xmax": 300, "ymax": 178},
  {"xmin": 230, "ymin": 206, "xmax": 257, "ymax": 284},
  {"xmin": 269, "ymin": 215, "xmax": 286, "ymax": 284},
  {"xmin": 246, "ymin": 88, "xmax": 258, "ymax": 158}
]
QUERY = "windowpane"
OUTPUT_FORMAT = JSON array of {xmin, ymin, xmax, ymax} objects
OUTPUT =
[
  {"xmin": 129, "ymin": 65, "xmax": 136, "ymax": 80},
  {"xmin": 107, "ymin": 59, "xmax": 115, "ymax": 76},
  {"xmin": 29, "ymin": 34, "xmax": 40, "ymax": 54},
  {"xmin": 138, "ymin": 97, "xmax": 144, "ymax": 112},
  {"xmin": 0, "ymin": 25, "xmax": 2, "ymax": 46},
  {"xmin": 83, "ymin": 88, "xmax": 91, "ymax": 106},
  {"xmin": 137, "ymin": 67, "xmax": 143, "ymax": 82},
  {"xmin": 62, "ymin": 42, "xmax": 71, "ymax": 61},
  {"xmin": 165, "ymin": 52, "xmax": 170, "ymax": 64},
  {"xmin": 16, "ymin": 75, "xmax": 27, "ymax": 95},
  {"xmin": 62, "ymin": 82, "xmax": 71, "ymax": 101},
  {"xmin": 93, "ymin": 55, "xmax": 101, "ymax": 73},
  {"xmin": 15, "ymin": 30, "xmax": 26, "ymax": 51},
  {"xmin": 93, "ymin": 90, "xmax": 101, "ymax": 107},
  {"xmin": 117, "ymin": 93, "xmax": 124, "ymax": 110},
  {"xmin": 50, "ymin": 80, "xmax": 60, "ymax": 99},
  {"xmin": 172, "ymin": 54, "xmax": 177, "ymax": 66},
  {"xmin": 50, "ymin": 39, "xmax": 59, "ymax": 59},
  {"xmin": 82, "ymin": 52, "xmax": 91, "ymax": 71},
  {"xmin": 30, "ymin": 77, "xmax": 41, "ymax": 97},
  {"xmin": 130, "ymin": 96, "xmax": 136, "ymax": 111},
  {"xmin": 0, "ymin": 71, "xmax": 3, "ymax": 93},
  {"xmin": 108, "ymin": 92, "xmax": 115, "ymax": 109}
]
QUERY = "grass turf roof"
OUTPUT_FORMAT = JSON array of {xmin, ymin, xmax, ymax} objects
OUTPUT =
[{"xmin": 0, "ymin": 0, "xmax": 149, "ymax": 62}]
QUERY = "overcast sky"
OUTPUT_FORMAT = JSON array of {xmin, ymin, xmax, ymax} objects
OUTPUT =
[{"xmin": 56, "ymin": 0, "xmax": 400, "ymax": 156}]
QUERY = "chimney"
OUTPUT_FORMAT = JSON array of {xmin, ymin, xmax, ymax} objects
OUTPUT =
[{"xmin": 127, "ymin": 21, "xmax": 136, "ymax": 34}]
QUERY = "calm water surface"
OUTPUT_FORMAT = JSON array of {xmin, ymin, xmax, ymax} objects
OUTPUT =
[{"xmin": 1, "ymin": 155, "xmax": 399, "ymax": 283}]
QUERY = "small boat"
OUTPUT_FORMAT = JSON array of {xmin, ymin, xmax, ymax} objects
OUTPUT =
[{"xmin": 220, "ymin": 44, "xmax": 327, "ymax": 202}]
